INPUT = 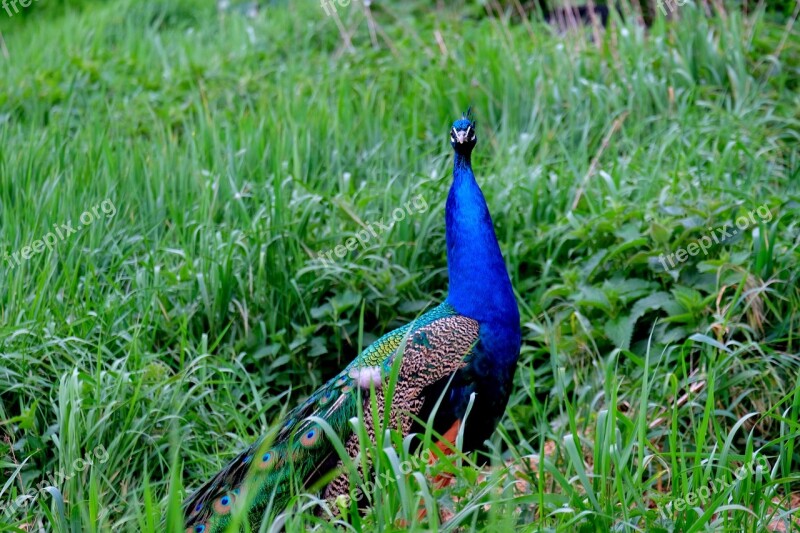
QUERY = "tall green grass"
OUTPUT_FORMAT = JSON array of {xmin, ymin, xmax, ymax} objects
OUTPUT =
[{"xmin": 0, "ymin": 0, "xmax": 799, "ymax": 531}]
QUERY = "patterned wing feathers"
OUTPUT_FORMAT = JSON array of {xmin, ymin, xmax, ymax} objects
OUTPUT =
[
  {"xmin": 323, "ymin": 314, "xmax": 480, "ymax": 502},
  {"xmin": 183, "ymin": 303, "xmax": 471, "ymax": 531}
]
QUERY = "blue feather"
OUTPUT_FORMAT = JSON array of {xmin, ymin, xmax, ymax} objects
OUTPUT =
[{"xmin": 445, "ymin": 111, "xmax": 520, "ymax": 367}]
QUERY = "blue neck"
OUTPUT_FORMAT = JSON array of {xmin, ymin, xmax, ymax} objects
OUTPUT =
[{"xmin": 445, "ymin": 152, "xmax": 520, "ymax": 334}]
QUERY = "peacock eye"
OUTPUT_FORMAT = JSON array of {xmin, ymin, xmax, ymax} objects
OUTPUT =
[
  {"xmin": 213, "ymin": 492, "xmax": 235, "ymax": 515},
  {"xmin": 299, "ymin": 424, "xmax": 322, "ymax": 447},
  {"xmin": 258, "ymin": 449, "xmax": 279, "ymax": 470}
]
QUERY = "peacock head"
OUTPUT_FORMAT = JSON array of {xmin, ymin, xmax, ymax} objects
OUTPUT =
[{"xmin": 450, "ymin": 108, "xmax": 477, "ymax": 154}]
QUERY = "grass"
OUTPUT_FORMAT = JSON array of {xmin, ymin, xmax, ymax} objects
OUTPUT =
[{"xmin": 1, "ymin": 0, "xmax": 799, "ymax": 531}]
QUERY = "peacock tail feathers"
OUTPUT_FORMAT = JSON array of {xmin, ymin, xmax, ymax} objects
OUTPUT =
[{"xmin": 183, "ymin": 303, "xmax": 482, "ymax": 531}]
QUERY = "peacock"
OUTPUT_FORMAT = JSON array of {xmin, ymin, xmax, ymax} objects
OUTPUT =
[{"xmin": 183, "ymin": 109, "xmax": 522, "ymax": 532}]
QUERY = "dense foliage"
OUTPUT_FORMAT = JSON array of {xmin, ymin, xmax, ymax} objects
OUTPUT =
[{"xmin": 1, "ymin": 0, "xmax": 799, "ymax": 531}]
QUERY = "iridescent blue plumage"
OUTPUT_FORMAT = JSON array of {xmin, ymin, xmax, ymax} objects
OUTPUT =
[
  {"xmin": 421, "ymin": 108, "xmax": 521, "ymax": 450},
  {"xmin": 183, "ymin": 109, "xmax": 521, "ymax": 531}
]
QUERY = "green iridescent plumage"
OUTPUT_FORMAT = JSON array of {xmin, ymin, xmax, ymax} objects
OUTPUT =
[{"xmin": 183, "ymin": 303, "xmax": 481, "ymax": 532}]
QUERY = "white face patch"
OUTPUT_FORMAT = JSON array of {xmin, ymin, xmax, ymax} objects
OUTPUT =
[
  {"xmin": 349, "ymin": 366, "xmax": 383, "ymax": 390},
  {"xmin": 452, "ymin": 125, "xmax": 475, "ymax": 144}
]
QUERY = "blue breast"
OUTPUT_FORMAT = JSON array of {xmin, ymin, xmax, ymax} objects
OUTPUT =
[{"xmin": 444, "ymin": 151, "xmax": 520, "ymax": 369}]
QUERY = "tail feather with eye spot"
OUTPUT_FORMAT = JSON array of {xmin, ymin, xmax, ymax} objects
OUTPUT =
[{"xmin": 183, "ymin": 304, "xmax": 478, "ymax": 532}]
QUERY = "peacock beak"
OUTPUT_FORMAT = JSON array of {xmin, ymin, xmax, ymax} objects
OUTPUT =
[{"xmin": 453, "ymin": 128, "xmax": 469, "ymax": 144}]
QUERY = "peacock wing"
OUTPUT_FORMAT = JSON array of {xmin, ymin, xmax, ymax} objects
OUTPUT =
[{"xmin": 182, "ymin": 306, "xmax": 457, "ymax": 531}]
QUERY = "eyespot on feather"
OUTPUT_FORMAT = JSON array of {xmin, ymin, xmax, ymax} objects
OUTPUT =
[
  {"xmin": 299, "ymin": 425, "xmax": 322, "ymax": 447},
  {"xmin": 186, "ymin": 523, "xmax": 208, "ymax": 533},
  {"xmin": 258, "ymin": 449, "xmax": 279, "ymax": 470},
  {"xmin": 318, "ymin": 389, "xmax": 337, "ymax": 406},
  {"xmin": 213, "ymin": 493, "xmax": 235, "ymax": 515}
]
